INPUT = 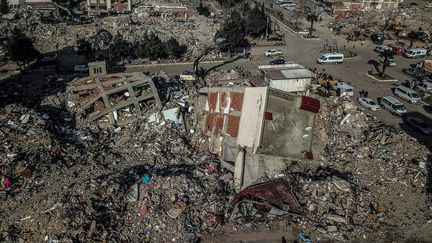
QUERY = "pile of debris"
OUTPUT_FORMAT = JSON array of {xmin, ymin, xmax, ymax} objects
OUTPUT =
[
  {"xmin": 0, "ymin": 9, "xmax": 219, "ymax": 59},
  {"xmin": 332, "ymin": 7, "xmax": 432, "ymax": 38}
]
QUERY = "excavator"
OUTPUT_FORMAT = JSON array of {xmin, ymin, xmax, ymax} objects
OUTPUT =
[{"xmin": 53, "ymin": 2, "xmax": 81, "ymax": 23}]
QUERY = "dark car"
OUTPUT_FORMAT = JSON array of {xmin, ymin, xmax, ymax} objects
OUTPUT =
[
  {"xmin": 270, "ymin": 58, "xmax": 286, "ymax": 65},
  {"xmin": 406, "ymin": 117, "xmax": 432, "ymax": 135},
  {"xmin": 402, "ymin": 68, "xmax": 425, "ymax": 79},
  {"xmin": 417, "ymin": 32, "xmax": 431, "ymax": 43},
  {"xmin": 371, "ymin": 33, "xmax": 385, "ymax": 45}
]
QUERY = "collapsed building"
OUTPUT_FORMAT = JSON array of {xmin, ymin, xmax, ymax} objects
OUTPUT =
[{"xmin": 196, "ymin": 86, "xmax": 321, "ymax": 190}]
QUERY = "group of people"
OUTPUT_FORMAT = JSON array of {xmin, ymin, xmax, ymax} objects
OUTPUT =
[{"xmin": 359, "ymin": 90, "xmax": 369, "ymax": 98}]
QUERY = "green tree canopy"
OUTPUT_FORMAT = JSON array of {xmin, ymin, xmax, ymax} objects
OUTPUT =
[
  {"xmin": 215, "ymin": 11, "xmax": 246, "ymax": 52},
  {"xmin": 8, "ymin": 29, "xmax": 39, "ymax": 69},
  {"xmin": 77, "ymin": 39, "xmax": 92, "ymax": 58},
  {"xmin": 109, "ymin": 35, "xmax": 131, "ymax": 61},
  {"xmin": 1, "ymin": 0, "xmax": 9, "ymax": 14},
  {"xmin": 245, "ymin": 5, "xmax": 267, "ymax": 37},
  {"xmin": 164, "ymin": 37, "xmax": 187, "ymax": 59}
]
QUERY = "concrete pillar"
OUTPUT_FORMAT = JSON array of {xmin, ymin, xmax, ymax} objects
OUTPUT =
[{"xmin": 234, "ymin": 147, "xmax": 245, "ymax": 191}]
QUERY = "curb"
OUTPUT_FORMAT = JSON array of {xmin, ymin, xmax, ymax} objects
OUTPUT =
[
  {"xmin": 364, "ymin": 73, "xmax": 398, "ymax": 83},
  {"xmin": 123, "ymin": 59, "xmax": 230, "ymax": 68},
  {"xmin": 344, "ymin": 55, "xmax": 359, "ymax": 60},
  {"xmin": 269, "ymin": 16, "xmax": 320, "ymax": 41}
]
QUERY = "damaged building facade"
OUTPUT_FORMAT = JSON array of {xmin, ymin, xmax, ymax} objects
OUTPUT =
[
  {"xmin": 197, "ymin": 87, "xmax": 321, "ymax": 190},
  {"xmin": 87, "ymin": 0, "xmax": 132, "ymax": 16}
]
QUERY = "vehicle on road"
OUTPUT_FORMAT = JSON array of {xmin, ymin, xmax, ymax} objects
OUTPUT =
[
  {"xmin": 358, "ymin": 97, "xmax": 380, "ymax": 111},
  {"xmin": 403, "ymin": 48, "xmax": 428, "ymax": 58},
  {"xmin": 426, "ymin": 2, "xmax": 432, "ymax": 8},
  {"xmin": 297, "ymin": 29, "xmax": 310, "ymax": 35},
  {"xmin": 282, "ymin": 3, "xmax": 296, "ymax": 9},
  {"xmin": 380, "ymin": 96, "xmax": 407, "ymax": 116},
  {"xmin": 388, "ymin": 44, "xmax": 405, "ymax": 55},
  {"xmin": 417, "ymin": 80, "xmax": 432, "ymax": 93},
  {"xmin": 270, "ymin": 58, "xmax": 286, "ymax": 65},
  {"xmin": 265, "ymin": 49, "xmax": 283, "ymax": 57},
  {"xmin": 371, "ymin": 33, "xmax": 385, "ymax": 44},
  {"xmin": 402, "ymin": 68, "xmax": 425, "ymax": 79},
  {"xmin": 335, "ymin": 81, "xmax": 353, "ymax": 96},
  {"xmin": 374, "ymin": 45, "xmax": 392, "ymax": 54},
  {"xmin": 381, "ymin": 57, "xmax": 396, "ymax": 66},
  {"xmin": 406, "ymin": 117, "xmax": 432, "ymax": 135},
  {"xmin": 317, "ymin": 52, "xmax": 344, "ymax": 64},
  {"xmin": 416, "ymin": 32, "xmax": 431, "ymax": 43},
  {"xmin": 74, "ymin": 65, "xmax": 88, "ymax": 72},
  {"xmin": 394, "ymin": 86, "xmax": 422, "ymax": 103}
]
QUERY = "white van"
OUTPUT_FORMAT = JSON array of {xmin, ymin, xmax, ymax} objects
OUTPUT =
[
  {"xmin": 380, "ymin": 96, "xmax": 407, "ymax": 116},
  {"xmin": 317, "ymin": 52, "xmax": 344, "ymax": 64},
  {"xmin": 335, "ymin": 81, "xmax": 354, "ymax": 97},
  {"xmin": 403, "ymin": 48, "xmax": 428, "ymax": 58},
  {"xmin": 417, "ymin": 80, "xmax": 432, "ymax": 93},
  {"xmin": 394, "ymin": 86, "xmax": 421, "ymax": 103}
]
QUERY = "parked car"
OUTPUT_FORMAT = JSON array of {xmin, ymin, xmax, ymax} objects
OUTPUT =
[
  {"xmin": 417, "ymin": 32, "xmax": 431, "ymax": 43},
  {"xmin": 270, "ymin": 58, "xmax": 286, "ymax": 65},
  {"xmin": 374, "ymin": 45, "xmax": 392, "ymax": 54},
  {"xmin": 371, "ymin": 33, "xmax": 385, "ymax": 44},
  {"xmin": 297, "ymin": 29, "xmax": 310, "ymax": 35},
  {"xmin": 265, "ymin": 49, "xmax": 283, "ymax": 57},
  {"xmin": 74, "ymin": 65, "xmax": 88, "ymax": 72},
  {"xmin": 402, "ymin": 68, "xmax": 425, "ymax": 79},
  {"xmin": 380, "ymin": 96, "xmax": 407, "ymax": 116},
  {"xmin": 381, "ymin": 57, "xmax": 396, "ymax": 66},
  {"xmin": 417, "ymin": 79, "xmax": 432, "ymax": 93},
  {"xmin": 406, "ymin": 117, "xmax": 432, "ymax": 135},
  {"xmin": 358, "ymin": 97, "xmax": 380, "ymax": 111}
]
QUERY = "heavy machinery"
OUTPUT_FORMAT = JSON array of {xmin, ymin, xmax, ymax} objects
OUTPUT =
[{"xmin": 53, "ymin": 3, "xmax": 81, "ymax": 23}]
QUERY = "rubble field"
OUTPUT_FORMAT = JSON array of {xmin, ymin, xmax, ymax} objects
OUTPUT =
[
  {"xmin": 0, "ymin": 9, "xmax": 219, "ymax": 60},
  {"xmin": 333, "ymin": 7, "xmax": 432, "ymax": 39},
  {"xmin": 0, "ymin": 69, "xmax": 432, "ymax": 242}
]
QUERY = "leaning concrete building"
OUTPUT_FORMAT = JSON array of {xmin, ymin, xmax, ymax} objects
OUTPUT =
[{"xmin": 197, "ymin": 87, "xmax": 321, "ymax": 190}]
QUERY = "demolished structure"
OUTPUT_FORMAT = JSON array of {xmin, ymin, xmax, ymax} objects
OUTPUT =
[
  {"xmin": 67, "ymin": 62, "xmax": 162, "ymax": 126},
  {"xmin": 197, "ymin": 87, "xmax": 321, "ymax": 190}
]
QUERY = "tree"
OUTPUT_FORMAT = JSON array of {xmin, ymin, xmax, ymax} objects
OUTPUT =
[
  {"xmin": 380, "ymin": 49, "xmax": 393, "ymax": 78},
  {"xmin": 408, "ymin": 31, "xmax": 418, "ymax": 48},
  {"xmin": 77, "ymin": 39, "xmax": 92, "ymax": 58},
  {"xmin": 306, "ymin": 13, "xmax": 319, "ymax": 37},
  {"xmin": 197, "ymin": 3, "xmax": 210, "ymax": 17},
  {"xmin": 109, "ymin": 35, "xmax": 131, "ymax": 62},
  {"xmin": 215, "ymin": 11, "xmax": 246, "ymax": 52},
  {"xmin": 1, "ymin": 0, "xmax": 9, "ymax": 14},
  {"xmin": 146, "ymin": 33, "xmax": 166, "ymax": 60},
  {"xmin": 164, "ymin": 37, "xmax": 187, "ymax": 59},
  {"xmin": 245, "ymin": 5, "xmax": 267, "ymax": 37},
  {"xmin": 216, "ymin": 0, "xmax": 243, "ymax": 7},
  {"xmin": 8, "ymin": 29, "xmax": 39, "ymax": 69}
]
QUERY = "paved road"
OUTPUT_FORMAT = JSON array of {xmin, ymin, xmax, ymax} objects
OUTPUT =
[
  {"xmin": 123, "ymin": 6, "xmax": 432, "ymax": 146},
  {"xmin": 254, "ymin": 4, "xmax": 432, "ymax": 146}
]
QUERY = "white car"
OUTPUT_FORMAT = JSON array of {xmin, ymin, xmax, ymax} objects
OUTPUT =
[
  {"xmin": 298, "ymin": 29, "xmax": 310, "ymax": 35},
  {"xmin": 358, "ymin": 97, "xmax": 380, "ymax": 111},
  {"xmin": 374, "ymin": 45, "xmax": 392, "ymax": 54},
  {"xmin": 381, "ymin": 57, "xmax": 396, "ymax": 66},
  {"xmin": 265, "ymin": 49, "xmax": 283, "ymax": 57},
  {"xmin": 74, "ymin": 65, "xmax": 88, "ymax": 72},
  {"xmin": 417, "ymin": 79, "xmax": 432, "ymax": 93},
  {"xmin": 406, "ymin": 117, "xmax": 432, "ymax": 135}
]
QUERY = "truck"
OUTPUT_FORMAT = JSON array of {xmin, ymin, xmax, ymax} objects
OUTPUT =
[{"xmin": 416, "ymin": 59, "xmax": 432, "ymax": 76}]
